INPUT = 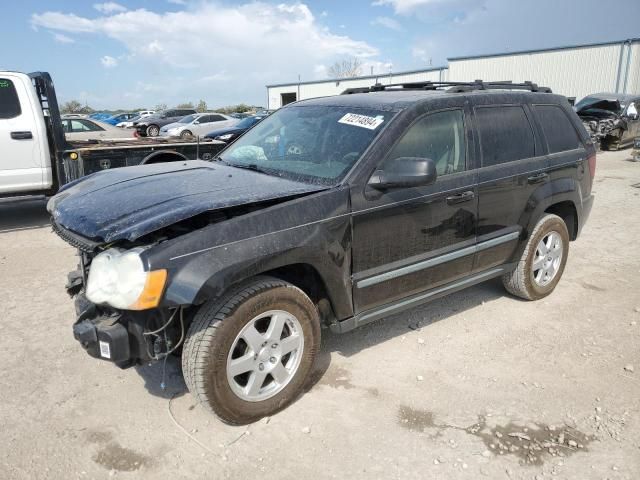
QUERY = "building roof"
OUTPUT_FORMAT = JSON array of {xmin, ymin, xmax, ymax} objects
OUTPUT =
[
  {"xmin": 448, "ymin": 38, "xmax": 640, "ymax": 62},
  {"xmin": 266, "ymin": 66, "xmax": 448, "ymax": 89}
]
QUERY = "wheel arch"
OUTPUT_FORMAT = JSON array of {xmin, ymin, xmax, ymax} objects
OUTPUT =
[{"xmin": 141, "ymin": 150, "xmax": 188, "ymax": 165}]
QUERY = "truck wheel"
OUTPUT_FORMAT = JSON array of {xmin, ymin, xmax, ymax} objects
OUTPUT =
[
  {"xmin": 146, "ymin": 125, "xmax": 160, "ymax": 137},
  {"xmin": 180, "ymin": 130, "xmax": 193, "ymax": 139},
  {"xmin": 502, "ymin": 214, "xmax": 569, "ymax": 300},
  {"xmin": 182, "ymin": 277, "xmax": 320, "ymax": 425}
]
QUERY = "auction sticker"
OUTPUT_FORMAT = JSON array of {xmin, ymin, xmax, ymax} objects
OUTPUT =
[
  {"xmin": 338, "ymin": 113, "xmax": 384, "ymax": 130},
  {"xmin": 99, "ymin": 341, "xmax": 111, "ymax": 359}
]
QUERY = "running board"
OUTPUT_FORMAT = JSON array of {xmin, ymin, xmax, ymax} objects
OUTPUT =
[{"xmin": 331, "ymin": 266, "xmax": 512, "ymax": 334}]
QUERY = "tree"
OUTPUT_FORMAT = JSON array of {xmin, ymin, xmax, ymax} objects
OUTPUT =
[
  {"xmin": 196, "ymin": 99, "xmax": 208, "ymax": 113},
  {"xmin": 61, "ymin": 100, "xmax": 84, "ymax": 114},
  {"xmin": 154, "ymin": 103, "xmax": 168, "ymax": 111},
  {"xmin": 176, "ymin": 102, "xmax": 194, "ymax": 109},
  {"xmin": 327, "ymin": 58, "xmax": 363, "ymax": 78}
]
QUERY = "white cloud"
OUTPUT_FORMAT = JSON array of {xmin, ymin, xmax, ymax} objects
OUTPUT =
[
  {"xmin": 52, "ymin": 32, "xmax": 74, "ymax": 44},
  {"xmin": 167, "ymin": 0, "xmax": 187, "ymax": 4},
  {"xmin": 372, "ymin": 0, "xmax": 440, "ymax": 14},
  {"xmin": 93, "ymin": 2, "xmax": 127, "ymax": 14},
  {"xmin": 100, "ymin": 55, "xmax": 118, "ymax": 68},
  {"xmin": 371, "ymin": 16, "xmax": 403, "ymax": 31},
  {"xmin": 31, "ymin": 2, "xmax": 379, "ymax": 106}
]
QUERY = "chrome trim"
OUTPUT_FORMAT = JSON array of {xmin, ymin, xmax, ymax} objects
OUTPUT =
[{"xmin": 356, "ymin": 231, "xmax": 519, "ymax": 288}]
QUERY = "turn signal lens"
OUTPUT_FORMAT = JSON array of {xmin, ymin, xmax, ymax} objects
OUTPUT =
[
  {"xmin": 130, "ymin": 269, "xmax": 168, "ymax": 310},
  {"xmin": 69, "ymin": 152, "xmax": 78, "ymax": 160}
]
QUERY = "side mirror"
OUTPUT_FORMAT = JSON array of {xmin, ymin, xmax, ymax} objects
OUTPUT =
[{"xmin": 369, "ymin": 157, "xmax": 437, "ymax": 190}]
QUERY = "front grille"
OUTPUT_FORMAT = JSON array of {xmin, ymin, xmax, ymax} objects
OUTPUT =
[{"xmin": 51, "ymin": 218, "xmax": 101, "ymax": 253}]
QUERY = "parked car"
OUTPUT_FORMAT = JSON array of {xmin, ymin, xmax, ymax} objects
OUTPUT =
[
  {"xmin": 89, "ymin": 112, "xmax": 113, "ymax": 121},
  {"xmin": 116, "ymin": 111, "xmax": 156, "ymax": 128},
  {"xmin": 61, "ymin": 113, "xmax": 87, "ymax": 119},
  {"xmin": 103, "ymin": 112, "xmax": 138, "ymax": 126},
  {"xmin": 575, "ymin": 93, "xmax": 640, "ymax": 150},
  {"xmin": 62, "ymin": 118, "xmax": 137, "ymax": 141},
  {"xmin": 138, "ymin": 110, "xmax": 155, "ymax": 117},
  {"xmin": 205, "ymin": 115, "xmax": 265, "ymax": 143},
  {"xmin": 48, "ymin": 80, "xmax": 595, "ymax": 425},
  {"xmin": 160, "ymin": 113, "xmax": 238, "ymax": 139},
  {"xmin": 230, "ymin": 112, "xmax": 252, "ymax": 119},
  {"xmin": 134, "ymin": 108, "xmax": 197, "ymax": 137}
]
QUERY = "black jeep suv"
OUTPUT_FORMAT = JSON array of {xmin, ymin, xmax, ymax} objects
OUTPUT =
[{"xmin": 48, "ymin": 81, "xmax": 595, "ymax": 425}]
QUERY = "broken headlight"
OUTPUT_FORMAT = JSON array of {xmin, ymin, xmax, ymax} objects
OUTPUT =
[{"xmin": 86, "ymin": 248, "xmax": 167, "ymax": 310}]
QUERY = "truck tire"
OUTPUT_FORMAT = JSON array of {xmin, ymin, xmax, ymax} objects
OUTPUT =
[
  {"xmin": 182, "ymin": 276, "xmax": 320, "ymax": 425},
  {"xmin": 502, "ymin": 213, "xmax": 569, "ymax": 300},
  {"xmin": 146, "ymin": 125, "xmax": 160, "ymax": 137}
]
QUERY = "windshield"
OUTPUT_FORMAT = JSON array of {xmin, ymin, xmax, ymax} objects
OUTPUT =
[
  {"xmin": 219, "ymin": 105, "xmax": 394, "ymax": 185},
  {"xmin": 179, "ymin": 114, "xmax": 198, "ymax": 123},
  {"xmin": 236, "ymin": 116, "xmax": 262, "ymax": 128}
]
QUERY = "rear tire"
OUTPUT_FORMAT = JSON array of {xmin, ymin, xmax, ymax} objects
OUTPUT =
[
  {"xmin": 146, "ymin": 125, "xmax": 160, "ymax": 137},
  {"xmin": 180, "ymin": 130, "xmax": 193, "ymax": 139},
  {"xmin": 182, "ymin": 277, "xmax": 320, "ymax": 425},
  {"xmin": 502, "ymin": 214, "xmax": 570, "ymax": 300}
]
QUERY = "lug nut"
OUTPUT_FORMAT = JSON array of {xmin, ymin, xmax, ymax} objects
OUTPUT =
[
  {"xmin": 258, "ymin": 363, "xmax": 264, "ymax": 371},
  {"xmin": 269, "ymin": 357, "xmax": 276, "ymax": 363},
  {"xmin": 271, "ymin": 343, "xmax": 278, "ymax": 349}
]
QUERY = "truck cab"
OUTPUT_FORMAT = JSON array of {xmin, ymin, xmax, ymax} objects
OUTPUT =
[{"xmin": 0, "ymin": 72, "xmax": 55, "ymax": 195}]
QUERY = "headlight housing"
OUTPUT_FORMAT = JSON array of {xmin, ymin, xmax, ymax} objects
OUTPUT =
[
  {"xmin": 86, "ymin": 248, "xmax": 167, "ymax": 310},
  {"xmin": 216, "ymin": 133, "xmax": 234, "ymax": 140}
]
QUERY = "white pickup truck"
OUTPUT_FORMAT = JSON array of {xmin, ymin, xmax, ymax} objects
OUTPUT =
[{"xmin": 0, "ymin": 71, "xmax": 225, "ymax": 198}]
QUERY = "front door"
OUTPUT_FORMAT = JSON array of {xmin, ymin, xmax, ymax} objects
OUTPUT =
[
  {"xmin": 351, "ymin": 106, "xmax": 478, "ymax": 313},
  {"xmin": 0, "ymin": 74, "xmax": 47, "ymax": 194}
]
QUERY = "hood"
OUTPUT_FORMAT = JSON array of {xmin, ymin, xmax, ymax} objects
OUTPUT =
[
  {"xmin": 160, "ymin": 122, "xmax": 182, "ymax": 132},
  {"xmin": 47, "ymin": 161, "xmax": 327, "ymax": 243},
  {"xmin": 575, "ymin": 98, "xmax": 621, "ymax": 115},
  {"xmin": 206, "ymin": 126, "xmax": 245, "ymax": 138}
]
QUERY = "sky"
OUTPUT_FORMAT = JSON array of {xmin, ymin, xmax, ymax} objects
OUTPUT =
[{"xmin": 2, "ymin": 0, "xmax": 639, "ymax": 109}]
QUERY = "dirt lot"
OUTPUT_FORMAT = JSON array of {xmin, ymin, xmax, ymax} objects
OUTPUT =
[{"xmin": 1, "ymin": 150, "xmax": 639, "ymax": 480}]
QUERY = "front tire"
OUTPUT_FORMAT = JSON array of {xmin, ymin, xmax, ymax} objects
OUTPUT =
[
  {"xmin": 182, "ymin": 277, "xmax": 320, "ymax": 425},
  {"xmin": 180, "ymin": 130, "xmax": 193, "ymax": 139},
  {"xmin": 146, "ymin": 125, "xmax": 160, "ymax": 137},
  {"xmin": 502, "ymin": 213, "xmax": 570, "ymax": 300}
]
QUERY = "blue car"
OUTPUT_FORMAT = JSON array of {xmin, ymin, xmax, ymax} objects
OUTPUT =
[
  {"xmin": 89, "ymin": 112, "xmax": 114, "ymax": 121},
  {"xmin": 103, "ymin": 112, "xmax": 138, "ymax": 126},
  {"xmin": 205, "ymin": 115, "xmax": 266, "ymax": 143}
]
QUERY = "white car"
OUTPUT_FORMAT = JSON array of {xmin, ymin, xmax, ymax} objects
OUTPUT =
[
  {"xmin": 159, "ymin": 113, "xmax": 238, "ymax": 139},
  {"xmin": 62, "ymin": 118, "xmax": 137, "ymax": 141},
  {"xmin": 116, "ymin": 111, "xmax": 156, "ymax": 128}
]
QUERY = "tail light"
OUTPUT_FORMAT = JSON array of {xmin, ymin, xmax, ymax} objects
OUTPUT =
[{"xmin": 587, "ymin": 152, "xmax": 596, "ymax": 179}]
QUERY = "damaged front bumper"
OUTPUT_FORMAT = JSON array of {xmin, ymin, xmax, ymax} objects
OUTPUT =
[{"xmin": 72, "ymin": 292, "xmax": 154, "ymax": 368}]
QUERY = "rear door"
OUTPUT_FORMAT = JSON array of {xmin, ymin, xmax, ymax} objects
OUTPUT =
[
  {"xmin": 472, "ymin": 101, "xmax": 548, "ymax": 273},
  {"xmin": 0, "ymin": 74, "xmax": 48, "ymax": 194}
]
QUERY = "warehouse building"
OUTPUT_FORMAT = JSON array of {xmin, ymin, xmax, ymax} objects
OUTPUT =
[{"xmin": 266, "ymin": 38, "xmax": 640, "ymax": 109}]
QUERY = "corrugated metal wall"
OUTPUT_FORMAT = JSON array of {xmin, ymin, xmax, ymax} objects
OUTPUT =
[
  {"xmin": 267, "ymin": 68, "xmax": 447, "ymax": 109},
  {"xmin": 448, "ymin": 41, "xmax": 640, "ymax": 101}
]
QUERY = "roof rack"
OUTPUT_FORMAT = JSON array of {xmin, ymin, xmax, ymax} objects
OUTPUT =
[{"xmin": 341, "ymin": 80, "xmax": 552, "ymax": 95}]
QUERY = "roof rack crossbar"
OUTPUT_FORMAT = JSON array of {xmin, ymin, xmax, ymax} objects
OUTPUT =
[{"xmin": 341, "ymin": 80, "xmax": 552, "ymax": 95}]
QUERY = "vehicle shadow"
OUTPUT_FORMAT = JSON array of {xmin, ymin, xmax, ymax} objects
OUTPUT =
[
  {"xmin": 324, "ymin": 278, "xmax": 508, "ymax": 358},
  {"xmin": 135, "ymin": 278, "xmax": 510, "ymax": 403},
  {"xmin": 0, "ymin": 197, "xmax": 50, "ymax": 233}
]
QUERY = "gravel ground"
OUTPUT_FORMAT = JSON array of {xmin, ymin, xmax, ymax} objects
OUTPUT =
[{"xmin": 1, "ymin": 150, "xmax": 639, "ymax": 480}]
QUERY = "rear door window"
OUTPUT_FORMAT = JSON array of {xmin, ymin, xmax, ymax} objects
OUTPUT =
[
  {"xmin": 475, "ymin": 105, "xmax": 535, "ymax": 167},
  {"xmin": 209, "ymin": 114, "xmax": 226, "ymax": 122},
  {"xmin": 0, "ymin": 78, "xmax": 22, "ymax": 119},
  {"xmin": 533, "ymin": 105, "xmax": 582, "ymax": 153}
]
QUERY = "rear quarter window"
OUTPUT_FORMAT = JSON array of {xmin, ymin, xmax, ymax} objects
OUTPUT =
[
  {"xmin": 475, "ymin": 105, "xmax": 535, "ymax": 167},
  {"xmin": 533, "ymin": 105, "xmax": 582, "ymax": 153},
  {"xmin": 0, "ymin": 78, "xmax": 21, "ymax": 119}
]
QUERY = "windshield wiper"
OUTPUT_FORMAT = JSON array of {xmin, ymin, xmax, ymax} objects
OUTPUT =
[{"xmin": 215, "ymin": 157, "xmax": 272, "ymax": 175}]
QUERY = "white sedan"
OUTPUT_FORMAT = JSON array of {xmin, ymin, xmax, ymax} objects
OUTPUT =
[
  {"xmin": 159, "ymin": 113, "xmax": 238, "ymax": 139},
  {"xmin": 116, "ymin": 111, "xmax": 156, "ymax": 128},
  {"xmin": 62, "ymin": 118, "xmax": 137, "ymax": 141}
]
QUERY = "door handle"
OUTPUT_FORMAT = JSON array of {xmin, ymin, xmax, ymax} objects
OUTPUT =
[
  {"xmin": 527, "ymin": 172, "xmax": 549, "ymax": 184},
  {"xmin": 446, "ymin": 190, "xmax": 474, "ymax": 205},
  {"xmin": 10, "ymin": 131, "xmax": 33, "ymax": 140}
]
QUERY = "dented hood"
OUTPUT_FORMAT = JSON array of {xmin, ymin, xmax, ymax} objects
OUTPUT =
[{"xmin": 47, "ymin": 160, "xmax": 327, "ymax": 243}]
